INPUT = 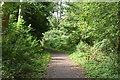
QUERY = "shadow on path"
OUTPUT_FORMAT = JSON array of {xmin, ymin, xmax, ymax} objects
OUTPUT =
[{"xmin": 44, "ymin": 48, "xmax": 86, "ymax": 78}]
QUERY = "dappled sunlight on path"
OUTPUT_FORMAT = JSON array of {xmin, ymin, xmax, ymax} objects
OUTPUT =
[{"xmin": 45, "ymin": 49, "xmax": 85, "ymax": 78}]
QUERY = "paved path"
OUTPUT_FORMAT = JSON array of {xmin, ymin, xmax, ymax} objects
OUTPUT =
[{"xmin": 45, "ymin": 48, "xmax": 85, "ymax": 78}]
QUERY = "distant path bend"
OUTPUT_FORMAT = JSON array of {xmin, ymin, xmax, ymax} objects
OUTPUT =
[{"xmin": 44, "ymin": 48, "xmax": 85, "ymax": 78}]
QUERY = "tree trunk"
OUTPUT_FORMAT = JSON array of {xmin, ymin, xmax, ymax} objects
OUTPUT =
[
  {"xmin": 2, "ymin": 12, "xmax": 10, "ymax": 28},
  {"xmin": 17, "ymin": 6, "xmax": 21, "ymax": 26},
  {"xmin": 56, "ymin": 2, "xmax": 59, "ymax": 23},
  {"xmin": 1, "ymin": 2, "xmax": 10, "ymax": 28},
  {"xmin": 17, "ymin": 1, "xmax": 22, "ymax": 27},
  {"xmin": 59, "ymin": 1, "xmax": 62, "ymax": 19}
]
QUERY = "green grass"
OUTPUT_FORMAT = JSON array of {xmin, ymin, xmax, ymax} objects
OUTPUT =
[
  {"xmin": 29, "ymin": 51, "xmax": 51, "ymax": 78},
  {"xmin": 14, "ymin": 50, "xmax": 51, "ymax": 78},
  {"xmin": 70, "ymin": 52, "xmax": 119, "ymax": 78},
  {"xmin": 31, "ymin": 51, "xmax": 51, "ymax": 78}
]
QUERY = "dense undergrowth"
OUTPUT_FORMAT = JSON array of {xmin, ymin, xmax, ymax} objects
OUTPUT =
[
  {"xmin": 2, "ymin": 19, "xmax": 51, "ymax": 79},
  {"xmin": 70, "ymin": 41, "xmax": 119, "ymax": 78},
  {"xmin": 2, "ymin": 2, "xmax": 54, "ymax": 79},
  {"xmin": 42, "ymin": 28, "xmax": 74, "ymax": 53}
]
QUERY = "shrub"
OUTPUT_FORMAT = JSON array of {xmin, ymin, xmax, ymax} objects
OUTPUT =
[
  {"xmin": 2, "ymin": 19, "xmax": 50, "ymax": 79},
  {"xmin": 42, "ymin": 28, "xmax": 72, "ymax": 50}
]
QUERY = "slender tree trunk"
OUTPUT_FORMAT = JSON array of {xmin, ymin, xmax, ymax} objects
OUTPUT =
[
  {"xmin": 56, "ymin": 2, "xmax": 59, "ymax": 23},
  {"xmin": 60, "ymin": 1, "xmax": 62, "ymax": 19},
  {"xmin": 15, "ymin": 6, "xmax": 19, "ymax": 22},
  {"xmin": 17, "ymin": 0, "xmax": 22, "ymax": 27}
]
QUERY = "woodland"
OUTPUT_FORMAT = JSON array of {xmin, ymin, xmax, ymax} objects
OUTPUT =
[{"xmin": 1, "ymin": 1, "xmax": 120, "ymax": 79}]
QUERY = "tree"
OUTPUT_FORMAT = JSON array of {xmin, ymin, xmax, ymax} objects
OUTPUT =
[
  {"xmin": 2, "ymin": 2, "xmax": 19, "ymax": 28},
  {"xmin": 2, "ymin": 2, "xmax": 10, "ymax": 28},
  {"xmin": 22, "ymin": 2, "xmax": 54, "ymax": 39}
]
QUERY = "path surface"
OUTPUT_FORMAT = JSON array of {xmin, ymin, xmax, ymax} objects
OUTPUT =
[{"xmin": 45, "ymin": 48, "xmax": 85, "ymax": 78}]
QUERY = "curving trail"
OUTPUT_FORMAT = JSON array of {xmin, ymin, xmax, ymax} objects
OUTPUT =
[{"xmin": 44, "ymin": 48, "xmax": 85, "ymax": 78}]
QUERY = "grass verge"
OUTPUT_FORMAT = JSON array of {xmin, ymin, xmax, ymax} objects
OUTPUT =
[
  {"xmin": 70, "ymin": 52, "xmax": 119, "ymax": 78},
  {"xmin": 13, "ymin": 50, "xmax": 51, "ymax": 79}
]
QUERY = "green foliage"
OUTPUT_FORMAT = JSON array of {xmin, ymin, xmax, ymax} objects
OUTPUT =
[
  {"xmin": 2, "ymin": 2, "xmax": 54, "ymax": 79},
  {"xmin": 22, "ymin": 2, "xmax": 54, "ymax": 39},
  {"xmin": 70, "ymin": 51, "xmax": 119, "ymax": 78},
  {"xmin": 2, "ymin": 19, "xmax": 51, "ymax": 79},
  {"xmin": 66, "ymin": 2, "xmax": 119, "ymax": 50},
  {"xmin": 70, "ymin": 42, "xmax": 119, "ymax": 78},
  {"xmin": 2, "ymin": 2, "xmax": 54, "ymax": 39},
  {"xmin": 2, "ymin": 2, "xmax": 19, "ymax": 14},
  {"xmin": 48, "ymin": 17, "xmax": 59, "ymax": 28},
  {"xmin": 42, "ymin": 2, "xmax": 120, "ymax": 78},
  {"xmin": 2, "ymin": 1, "xmax": 120, "ymax": 79},
  {"xmin": 67, "ymin": 2, "xmax": 120, "ymax": 78},
  {"xmin": 75, "ymin": 41, "xmax": 90, "ymax": 53},
  {"xmin": 43, "ymin": 18, "xmax": 80, "ymax": 52},
  {"xmin": 42, "ymin": 28, "xmax": 71, "ymax": 50}
]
